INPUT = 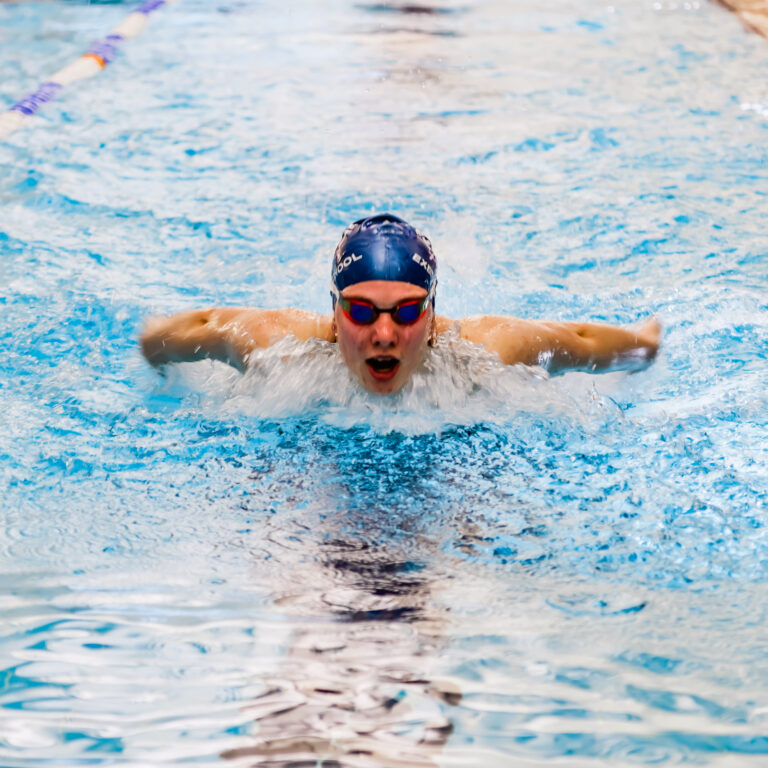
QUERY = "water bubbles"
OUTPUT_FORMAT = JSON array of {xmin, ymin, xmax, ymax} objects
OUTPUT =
[
  {"xmin": 652, "ymin": 1, "xmax": 701, "ymax": 11},
  {"xmin": 741, "ymin": 101, "xmax": 768, "ymax": 118}
]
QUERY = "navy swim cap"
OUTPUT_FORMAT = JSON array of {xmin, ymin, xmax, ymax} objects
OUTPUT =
[{"xmin": 331, "ymin": 214, "xmax": 437, "ymax": 299}]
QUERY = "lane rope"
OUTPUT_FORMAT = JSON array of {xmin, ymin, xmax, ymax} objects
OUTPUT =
[{"xmin": 0, "ymin": 0, "xmax": 175, "ymax": 141}]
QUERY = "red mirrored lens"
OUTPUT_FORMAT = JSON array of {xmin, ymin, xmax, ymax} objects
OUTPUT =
[
  {"xmin": 344, "ymin": 300, "xmax": 377, "ymax": 324},
  {"xmin": 391, "ymin": 300, "xmax": 424, "ymax": 325}
]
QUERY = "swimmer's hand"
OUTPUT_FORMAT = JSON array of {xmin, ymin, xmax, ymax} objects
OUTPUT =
[
  {"xmin": 458, "ymin": 314, "xmax": 661, "ymax": 374},
  {"xmin": 621, "ymin": 316, "xmax": 661, "ymax": 372},
  {"xmin": 140, "ymin": 307, "xmax": 333, "ymax": 372}
]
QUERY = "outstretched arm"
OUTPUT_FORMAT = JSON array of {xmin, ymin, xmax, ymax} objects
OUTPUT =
[
  {"xmin": 457, "ymin": 315, "xmax": 660, "ymax": 373},
  {"xmin": 140, "ymin": 307, "xmax": 334, "ymax": 371}
]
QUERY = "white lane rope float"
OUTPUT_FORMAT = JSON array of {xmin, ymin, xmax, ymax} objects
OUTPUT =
[{"xmin": 0, "ymin": 0, "xmax": 175, "ymax": 141}]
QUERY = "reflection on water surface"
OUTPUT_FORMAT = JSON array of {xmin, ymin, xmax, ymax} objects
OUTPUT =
[{"xmin": 223, "ymin": 537, "xmax": 459, "ymax": 767}]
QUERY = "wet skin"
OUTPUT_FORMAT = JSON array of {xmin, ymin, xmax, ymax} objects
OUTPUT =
[{"xmin": 334, "ymin": 280, "xmax": 432, "ymax": 395}]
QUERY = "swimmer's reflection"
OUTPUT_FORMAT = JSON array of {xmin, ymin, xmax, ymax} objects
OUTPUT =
[
  {"xmin": 222, "ymin": 534, "xmax": 460, "ymax": 767},
  {"xmin": 358, "ymin": 1, "xmax": 461, "ymax": 39},
  {"xmin": 358, "ymin": 3, "xmax": 455, "ymax": 14}
]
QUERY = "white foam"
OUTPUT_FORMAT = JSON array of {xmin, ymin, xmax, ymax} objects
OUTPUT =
[{"xmin": 157, "ymin": 329, "xmax": 625, "ymax": 435}]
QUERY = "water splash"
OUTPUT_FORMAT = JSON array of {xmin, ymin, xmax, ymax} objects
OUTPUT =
[{"xmin": 152, "ymin": 329, "xmax": 624, "ymax": 436}]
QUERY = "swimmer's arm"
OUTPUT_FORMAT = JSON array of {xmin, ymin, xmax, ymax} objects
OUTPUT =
[
  {"xmin": 140, "ymin": 307, "xmax": 334, "ymax": 372},
  {"xmin": 456, "ymin": 315, "xmax": 660, "ymax": 373}
]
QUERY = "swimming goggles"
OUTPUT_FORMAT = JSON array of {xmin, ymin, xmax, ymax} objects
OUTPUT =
[{"xmin": 331, "ymin": 283, "xmax": 434, "ymax": 326}]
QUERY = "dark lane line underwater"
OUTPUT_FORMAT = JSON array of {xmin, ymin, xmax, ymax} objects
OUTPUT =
[{"xmin": 1, "ymin": 0, "xmax": 767, "ymax": 766}]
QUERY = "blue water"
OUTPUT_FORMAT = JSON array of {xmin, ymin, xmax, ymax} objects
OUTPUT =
[{"xmin": 2, "ymin": 0, "xmax": 768, "ymax": 765}]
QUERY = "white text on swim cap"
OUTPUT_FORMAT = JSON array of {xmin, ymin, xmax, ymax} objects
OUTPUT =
[
  {"xmin": 412, "ymin": 253, "xmax": 434, "ymax": 276},
  {"xmin": 335, "ymin": 252, "xmax": 362, "ymax": 274}
]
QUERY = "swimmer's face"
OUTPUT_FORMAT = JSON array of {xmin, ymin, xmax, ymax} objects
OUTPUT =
[{"xmin": 334, "ymin": 280, "xmax": 433, "ymax": 395}]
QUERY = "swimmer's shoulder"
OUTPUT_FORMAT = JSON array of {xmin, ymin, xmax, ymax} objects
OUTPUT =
[
  {"xmin": 436, "ymin": 314, "xmax": 528, "ymax": 335},
  {"xmin": 230, "ymin": 307, "xmax": 335, "ymax": 345},
  {"xmin": 437, "ymin": 314, "xmax": 541, "ymax": 365},
  {"xmin": 433, "ymin": 314, "xmax": 455, "ymax": 336}
]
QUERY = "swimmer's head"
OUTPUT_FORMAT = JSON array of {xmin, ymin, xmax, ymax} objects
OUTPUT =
[{"xmin": 331, "ymin": 214, "xmax": 437, "ymax": 303}]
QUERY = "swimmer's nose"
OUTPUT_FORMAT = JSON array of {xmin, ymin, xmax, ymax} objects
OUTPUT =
[{"xmin": 371, "ymin": 313, "xmax": 397, "ymax": 347}]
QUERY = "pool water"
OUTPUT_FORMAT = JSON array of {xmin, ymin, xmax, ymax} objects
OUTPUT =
[{"xmin": 1, "ymin": 0, "xmax": 768, "ymax": 765}]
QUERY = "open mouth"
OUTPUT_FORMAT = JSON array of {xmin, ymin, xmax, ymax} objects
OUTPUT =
[{"xmin": 365, "ymin": 356, "xmax": 400, "ymax": 381}]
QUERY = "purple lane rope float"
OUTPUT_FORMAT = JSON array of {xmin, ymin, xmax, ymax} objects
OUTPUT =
[{"xmin": 0, "ymin": 0, "xmax": 175, "ymax": 140}]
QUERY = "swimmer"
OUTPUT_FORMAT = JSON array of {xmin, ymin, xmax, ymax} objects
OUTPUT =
[{"xmin": 140, "ymin": 213, "xmax": 660, "ymax": 395}]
